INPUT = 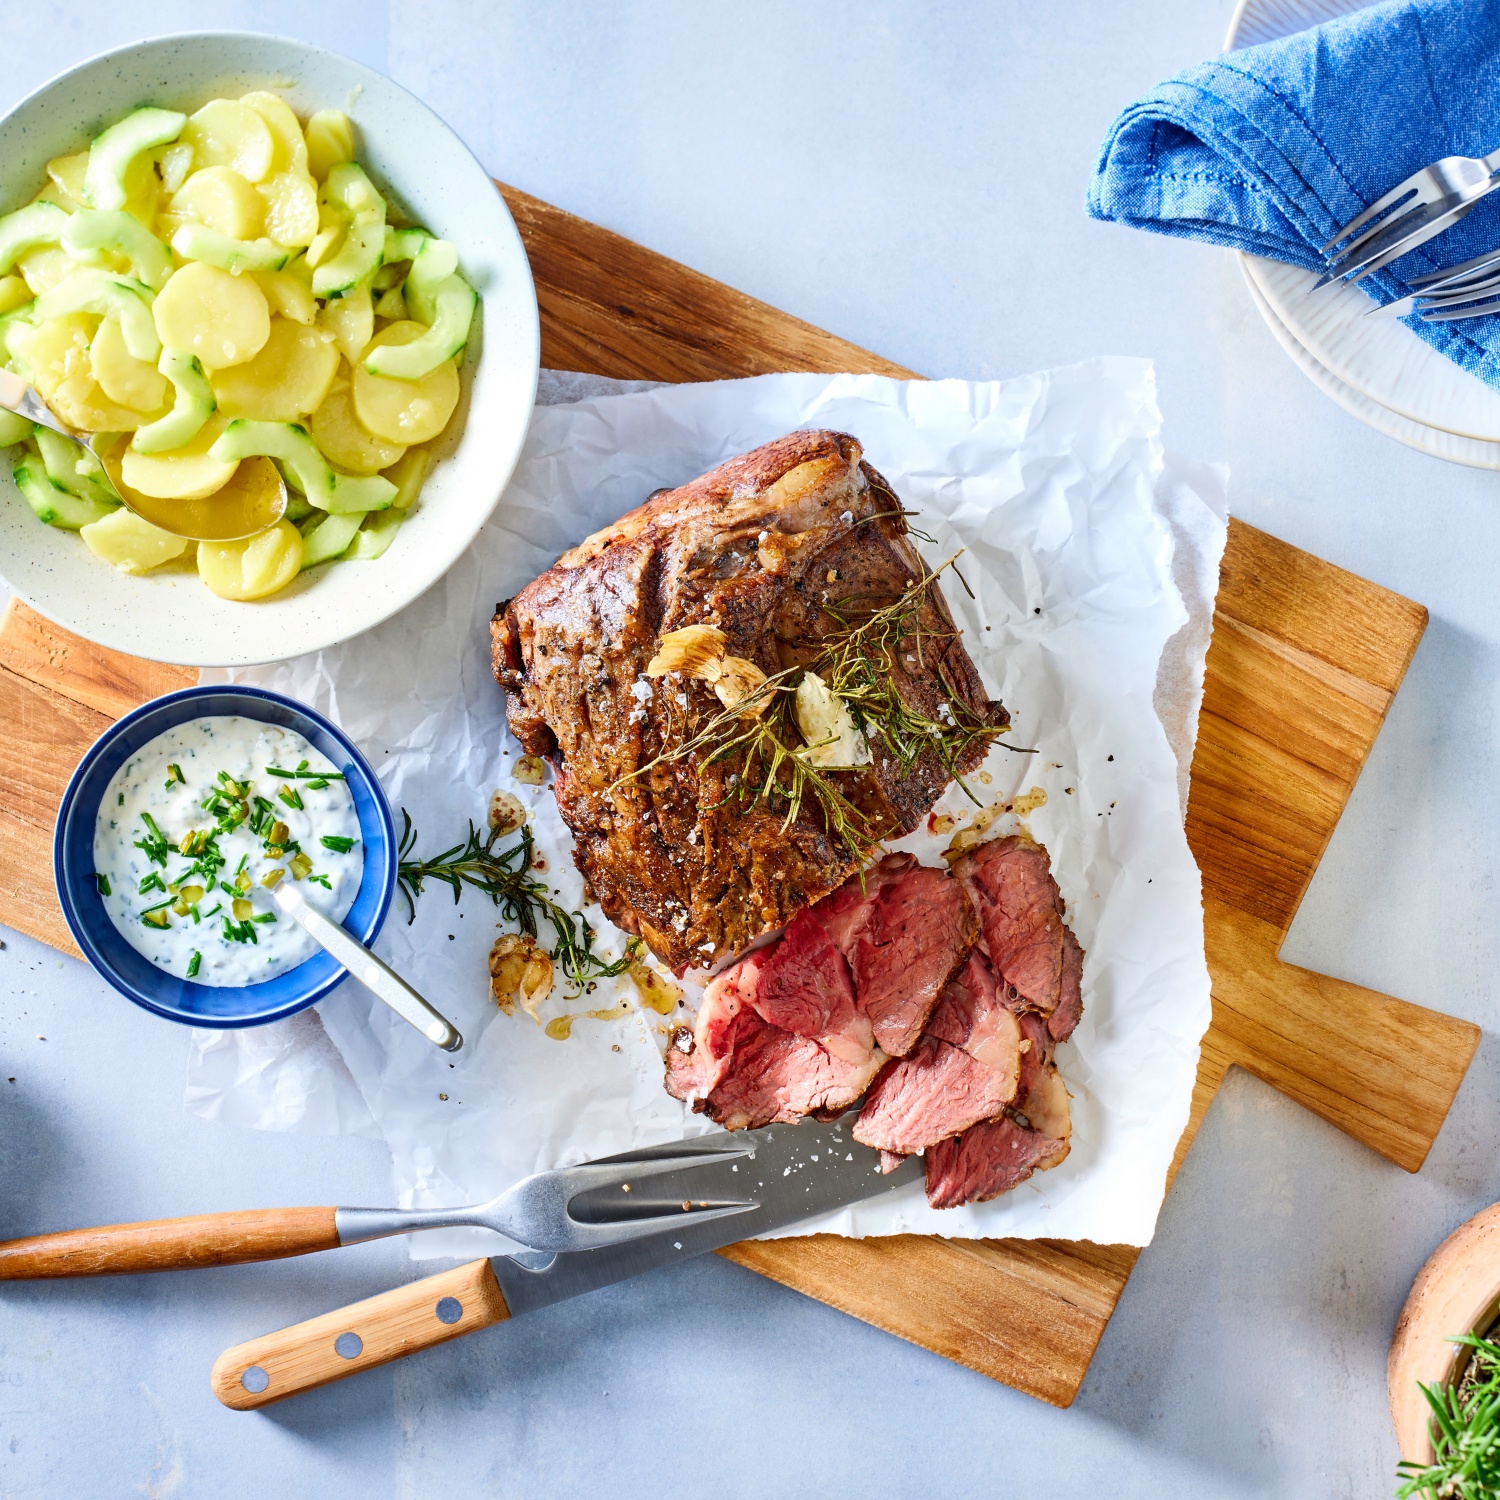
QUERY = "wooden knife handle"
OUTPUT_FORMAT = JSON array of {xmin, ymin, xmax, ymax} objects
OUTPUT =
[
  {"xmin": 211, "ymin": 1257, "xmax": 509, "ymax": 1409},
  {"xmin": 0, "ymin": 1207, "xmax": 340, "ymax": 1278}
]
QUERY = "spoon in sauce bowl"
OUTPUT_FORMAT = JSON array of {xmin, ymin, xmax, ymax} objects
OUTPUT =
[
  {"xmin": 0, "ymin": 367, "xmax": 286, "ymax": 542},
  {"xmin": 257, "ymin": 881, "xmax": 463, "ymax": 1052}
]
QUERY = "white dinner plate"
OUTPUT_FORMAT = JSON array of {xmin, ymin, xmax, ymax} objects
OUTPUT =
[
  {"xmin": 0, "ymin": 33, "xmax": 540, "ymax": 667},
  {"xmin": 1240, "ymin": 259, "xmax": 1500, "ymax": 468},
  {"xmin": 1227, "ymin": 0, "xmax": 1500, "ymax": 446}
]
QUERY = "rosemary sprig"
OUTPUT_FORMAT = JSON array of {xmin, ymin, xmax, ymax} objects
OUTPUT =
[
  {"xmin": 612, "ymin": 555, "xmax": 1016, "ymax": 858},
  {"xmin": 1398, "ymin": 1332, "xmax": 1500, "ymax": 1498},
  {"xmin": 396, "ymin": 812, "xmax": 635, "ymax": 994}
]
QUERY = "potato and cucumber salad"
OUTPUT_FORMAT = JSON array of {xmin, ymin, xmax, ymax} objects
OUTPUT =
[{"xmin": 0, "ymin": 94, "xmax": 476, "ymax": 600}]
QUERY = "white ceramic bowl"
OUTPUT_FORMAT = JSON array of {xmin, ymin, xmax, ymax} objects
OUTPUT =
[{"xmin": 0, "ymin": 32, "xmax": 540, "ymax": 666}]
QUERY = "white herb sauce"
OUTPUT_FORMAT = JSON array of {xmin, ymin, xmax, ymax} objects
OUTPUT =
[{"xmin": 93, "ymin": 717, "xmax": 365, "ymax": 986}]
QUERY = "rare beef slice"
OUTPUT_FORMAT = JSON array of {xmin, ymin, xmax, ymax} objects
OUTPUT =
[{"xmin": 491, "ymin": 430, "xmax": 1006, "ymax": 973}]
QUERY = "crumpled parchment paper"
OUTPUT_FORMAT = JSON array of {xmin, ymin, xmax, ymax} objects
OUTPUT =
[{"xmin": 195, "ymin": 359, "xmax": 1227, "ymax": 1253}]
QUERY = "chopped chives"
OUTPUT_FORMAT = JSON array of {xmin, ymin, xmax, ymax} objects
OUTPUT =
[
  {"xmin": 94, "ymin": 873, "xmax": 111, "ymax": 896},
  {"xmin": 186, "ymin": 951, "xmax": 201, "ymax": 979},
  {"xmin": 139, "ymin": 896, "xmax": 175, "ymax": 914},
  {"xmin": 320, "ymin": 835, "xmax": 356, "ymax": 854},
  {"xmin": 201, "ymin": 903, "xmax": 222, "ymax": 919},
  {"xmin": 266, "ymin": 765, "xmax": 345, "ymax": 781},
  {"xmin": 306, "ymin": 873, "xmax": 332, "ymax": 888},
  {"xmin": 138, "ymin": 872, "xmax": 165, "ymax": 895},
  {"xmin": 165, "ymin": 763, "xmax": 185, "ymax": 789},
  {"xmin": 251, "ymin": 912, "xmax": 277, "ymax": 924},
  {"xmin": 277, "ymin": 784, "xmax": 304, "ymax": 811},
  {"xmin": 234, "ymin": 853, "xmax": 249, "ymax": 876}
]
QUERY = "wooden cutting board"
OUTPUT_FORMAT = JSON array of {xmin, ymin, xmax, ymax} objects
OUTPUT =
[{"xmin": 0, "ymin": 182, "xmax": 1481, "ymax": 1409}]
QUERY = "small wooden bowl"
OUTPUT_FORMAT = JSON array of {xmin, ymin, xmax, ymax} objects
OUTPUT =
[{"xmin": 1389, "ymin": 1203, "xmax": 1500, "ymax": 1463}]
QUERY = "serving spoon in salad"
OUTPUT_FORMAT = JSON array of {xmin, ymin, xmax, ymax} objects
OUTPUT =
[{"xmin": 0, "ymin": 365, "xmax": 287, "ymax": 541}]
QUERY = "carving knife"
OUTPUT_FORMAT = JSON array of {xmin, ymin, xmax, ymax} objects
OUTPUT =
[{"xmin": 210, "ymin": 1115, "xmax": 921, "ymax": 1408}]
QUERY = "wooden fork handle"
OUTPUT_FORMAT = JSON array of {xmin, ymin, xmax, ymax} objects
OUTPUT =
[
  {"xmin": 0, "ymin": 1207, "xmax": 340, "ymax": 1278},
  {"xmin": 211, "ymin": 1257, "xmax": 510, "ymax": 1409}
]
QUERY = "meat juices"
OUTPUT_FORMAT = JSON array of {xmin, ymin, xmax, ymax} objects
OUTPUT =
[
  {"xmin": 667, "ymin": 836, "xmax": 1084, "ymax": 1210},
  {"xmin": 491, "ymin": 429, "xmax": 1006, "ymax": 975}
]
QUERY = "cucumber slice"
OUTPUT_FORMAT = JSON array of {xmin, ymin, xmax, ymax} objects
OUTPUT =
[
  {"xmin": 210, "ymin": 419, "xmax": 396, "ymax": 514},
  {"xmin": 298, "ymin": 509, "xmax": 362, "ymax": 567},
  {"xmin": 34, "ymin": 271, "xmax": 160, "ymax": 362},
  {"xmin": 84, "ymin": 107, "xmax": 187, "ymax": 212},
  {"xmin": 63, "ymin": 210, "xmax": 174, "ymax": 290},
  {"xmin": 0, "ymin": 409, "xmax": 32, "ymax": 446},
  {"xmin": 132, "ymin": 349, "xmax": 216, "ymax": 453},
  {"xmin": 347, "ymin": 505, "xmax": 405, "ymax": 560},
  {"xmin": 32, "ymin": 426, "xmax": 118, "ymax": 508},
  {"xmin": 363, "ymin": 274, "xmax": 475, "ymax": 380},
  {"xmin": 311, "ymin": 163, "xmax": 386, "ymax": 298},
  {"xmin": 382, "ymin": 226, "xmax": 432, "ymax": 265},
  {"xmin": 170, "ymin": 223, "xmax": 291, "ymax": 275},
  {"xmin": 404, "ymin": 237, "xmax": 460, "ymax": 323},
  {"xmin": 13, "ymin": 450, "xmax": 117, "ymax": 529},
  {"xmin": 0, "ymin": 202, "xmax": 70, "ymax": 275},
  {"xmin": 324, "ymin": 161, "xmax": 384, "ymax": 219}
]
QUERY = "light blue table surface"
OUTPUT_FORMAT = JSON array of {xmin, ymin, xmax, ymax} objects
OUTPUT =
[{"xmin": 5, "ymin": 3, "xmax": 1500, "ymax": 1496}]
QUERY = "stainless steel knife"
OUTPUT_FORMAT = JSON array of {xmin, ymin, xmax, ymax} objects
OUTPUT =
[{"xmin": 210, "ymin": 1115, "xmax": 921, "ymax": 1408}]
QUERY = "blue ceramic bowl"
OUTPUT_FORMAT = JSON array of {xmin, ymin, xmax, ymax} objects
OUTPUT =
[{"xmin": 54, "ymin": 685, "xmax": 396, "ymax": 1029}]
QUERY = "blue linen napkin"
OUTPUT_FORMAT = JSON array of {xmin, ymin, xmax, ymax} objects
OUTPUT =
[{"xmin": 1087, "ymin": 0, "xmax": 1500, "ymax": 392}]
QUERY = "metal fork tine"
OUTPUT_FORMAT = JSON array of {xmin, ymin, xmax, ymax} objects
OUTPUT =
[
  {"xmin": 1366, "ymin": 268, "xmax": 1500, "ymax": 321},
  {"xmin": 1321, "ymin": 184, "xmax": 1420, "ymax": 254},
  {"xmin": 1409, "ymin": 246, "xmax": 1500, "ymax": 289},
  {"xmin": 555, "ymin": 1147, "xmax": 754, "ymax": 1197},
  {"xmin": 1421, "ymin": 295, "xmax": 1500, "ymax": 322},
  {"xmin": 1326, "ymin": 200, "xmax": 1476, "ymax": 290},
  {"xmin": 559, "ymin": 1200, "xmax": 759, "ymax": 1251},
  {"xmin": 1311, "ymin": 203, "xmax": 1439, "ymax": 290}
]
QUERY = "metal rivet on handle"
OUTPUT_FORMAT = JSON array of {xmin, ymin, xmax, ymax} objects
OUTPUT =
[
  {"xmin": 434, "ymin": 1297, "xmax": 463, "ymax": 1325},
  {"xmin": 334, "ymin": 1332, "xmax": 363, "ymax": 1359},
  {"xmin": 240, "ymin": 1366, "xmax": 270, "ymax": 1394}
]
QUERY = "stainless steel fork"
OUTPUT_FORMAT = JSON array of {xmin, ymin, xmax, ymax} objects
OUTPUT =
[{"xmin": 1314, "ymin": 148, "xmax": 1500, "ymax": 291}]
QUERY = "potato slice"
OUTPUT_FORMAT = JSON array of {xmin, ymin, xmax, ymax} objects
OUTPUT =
[
  {"xmin": 122, "ymin": 412, "xmax": 238, "ymax": 499},
  {"xmin": 168, "ymin": 166, "xmax": 263, "ymax": 239},
  {"xmin": 258, "ymin": 171, "xmax": 318, "ymax": 248},
  {"xmin": 240, "ymin": 92, "xmax": 308, "ymax": 173},
  {"xmin": 252, "ymin": 265, "xmax": 316, "ymax": 325},
  {"xmin": 45, "ymin": 151, "xmax": 90, "ymax": 211},
  {"xmin": 311, "ymin": 376, "xmax": 405, "ymax": 473},
  {"xmin": 12, "ymin": 312, "xmax": 94, "ymax": 397},
  {"xmin": 318, "ymin": 284, "xmax": 373, "ymax": 364},
  {"xmin": 211, "ymin": 317, "xmax": 338, "ymax": 421},
  {"xmin": 0, "ymin": 275, "xmax": 30, "ymax": 315},
  {"xmin": 153, "ymin": 261, "xmax": 270, "ymax": 370},
  {"xmin": 91, "ymin": 315, "xmax": 170, "ymax": 412},
  {"xmin": 80, "ymin": 507, "xmax": 188, "ymax": 573},
  {"xmin": 198, "ymin": 517, "xmax": 302, "ymax": 600},
  {"xmin": 17, "ymin": 244, "xmax": 75, "ymax": 296},
  {"xmin": 50, "ymin": 374, "xmax": 154, "ymax": 432},
  {"xmin": 352, "ymin": 320, "xmax": 460, "ymax": 444},
  {"xmin": 304, "ymin": 110, "xmax": 355, "ymax": 183},
  {"xmin": 182, "ymin": 100, "xmax": 275, "ymax": 185}
]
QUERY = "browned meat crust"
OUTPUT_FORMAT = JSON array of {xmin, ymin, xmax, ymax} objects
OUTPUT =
[{"xmin": 492, "ymin": 430, "xmax": 1007, "ymax": 973}]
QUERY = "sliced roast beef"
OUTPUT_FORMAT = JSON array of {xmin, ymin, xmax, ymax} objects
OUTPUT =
[
  {"xmin": 922, "ymin": 1036, "xmax": 1073, "ymax": 1208},
  {"xmin": 924, "ymin": 1114, "xmax": 1065, "ymax": 1209},
  {"xmin": 746, "ymin": 910, "xmax": 874, "ymax": 1065},
  {"xmin": 853, "ymin": 954, "xmax": 1022, "ymax": 1156},
  {"xmin": 839, "ymin": 855, "xmax": 978, "ymax": 1057},
  {"xmin": 664, "ymin": 947, "xmax": 883, "ymax": 1130},
  {"xmin": 954, "ymin": 833, "xmax": 1084, "ymax": 1041}
]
